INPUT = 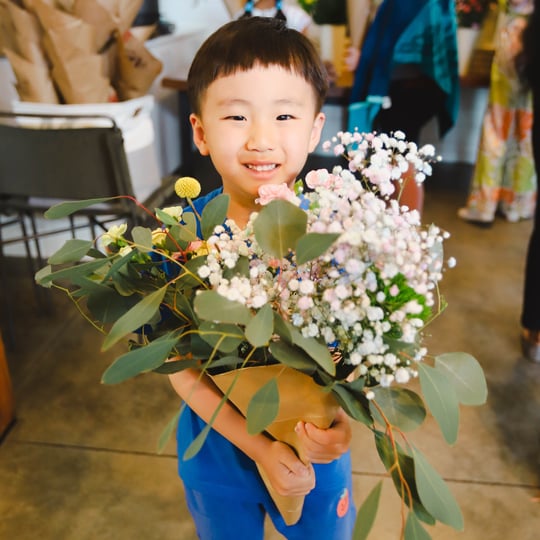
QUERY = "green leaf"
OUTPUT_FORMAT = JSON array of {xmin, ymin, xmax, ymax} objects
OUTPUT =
[
  {"xmin": 198, "ymin": 321, "xmax": 244, "ymax": 353},
  {"xmin": 194, "ymin": 290, "xmax": 252, "ymax": 326},
  {"xmin": 131, "ymin": 226, "xmax": 153, "ymax": 251},
  {"xmin": 254, "ymin": 199, "xmax": 307, "ymax": 258},
  {"xmin": 35, "ymin": 265, "xmax": 52, "ymax": 288},
  {"xmin": 178, "ymin": 212, "xmax": 198, "ymax": 242},
  {"xmin": 44, "ymin": 197, "xmax": 121, "ymax": 218},
  {"xmin": 269, "ymin": 339, "xmax": 318, "ymax": 372},
  {"xmin": 201, "ymin": 193, "xmax": 229, "ymax": 239},
  {"xmin": 352, "ymin": 481, "xmax": 382, "ymax": 540},
  {"xmin": 412, "ymin": 446, "xmax": 464, "ymax": 530},
  {"xmin": 374, "ymin": 431, "xmax": 435, "ymax": 525},
  {"xmin": 86, "ymin": 287, "xmax": 141, "ymax": 324},
  {"xmin": 157, "ymin": 408, "xmax": 181, "ymax": 454},
  {"xmin": 290, "ymin": 330, "xmax": 336, "ymax": 376},
  {"xmin": 434, "ymin": 352, "xmax": 488, "ymax": 406},
  {"xmin": 102, "ymin": 334, "xmax": 179, "ymax": 384},
  {"xmin": 102, "ymin": 285, "xmax": 168, "ymax": 350},
  {"xmin": 404, "ymin": 512, "xmax": 432, "ymax": 540},
  {"xmin": 331, "ymin": 382, "xmax": 372, "ymax": 426},
  {"xmin": 184, "ymin": 422, "xmax": 212, "ymax": 460},
  {"xmin": 245, "ymin": 303, "xmax": 274, "ymax": 347},
  {"xmin": 36, "ymin": 258, "xmax": 110, "ymax": 285},
  {"xmin": 246, "ymin": 378, "xmax": 279, "ymax": 435},
  {"xmin": 48, "ymin": 239, "xmax": 93, "ymax": 264},
  {"xmin": 370, "ymin": 387, "xmax": 426, "ymax": 432},
  {"xmin": 155, "ymin": 208, "xmax": 181, "ymax": 227},
  {"xmin": 418, "ymin": 363, "xmax": 460, "ymax": 445},
  {"xmin": 296, "ymin": 232, "xmax": 339, "ymax": 265}
]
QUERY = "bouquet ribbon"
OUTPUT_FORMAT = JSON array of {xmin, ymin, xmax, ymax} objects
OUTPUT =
[{"xmin": 210, "ymin": 364, "xmax": 339, "ymax": 526}]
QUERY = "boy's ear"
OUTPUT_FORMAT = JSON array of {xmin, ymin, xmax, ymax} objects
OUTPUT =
[
  {"xmin": 308, "ymin": 112, "xmax": 326, "ymax": 153},
  {"xmin": 190, "ymin": 113, "xmax": 210, "ymax": 156}
]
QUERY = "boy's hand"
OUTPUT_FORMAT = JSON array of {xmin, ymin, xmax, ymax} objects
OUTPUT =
[
  {"xmin": 294, "ymin": 408, "xmax": 352, "ymax": 464},
  {"xmin": 258, "ymin": 441, "xmax": 315, "ymax": 497}
]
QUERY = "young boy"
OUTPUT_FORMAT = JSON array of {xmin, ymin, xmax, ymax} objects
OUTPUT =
[{"xmin": 168, "ymin": 17, "xmax": 355, "ymax": 540}]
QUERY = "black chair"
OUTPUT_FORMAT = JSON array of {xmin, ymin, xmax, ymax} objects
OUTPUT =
[{"xmin": 0, "ymin": 110, "xmax": 175, "ymax": 347}]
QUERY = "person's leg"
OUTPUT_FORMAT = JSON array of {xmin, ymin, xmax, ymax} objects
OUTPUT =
[{"xmin": 184, "ymin": 488, "xmax": 266, "ymax": 540}]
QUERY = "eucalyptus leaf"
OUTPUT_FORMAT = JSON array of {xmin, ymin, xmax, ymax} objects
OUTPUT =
[
  {"xmin": 157, "ymin": 408, "xmax": 181, "ymax": 454},
  {"xmin": 36, "ymin": 257, "xmax": 110, "ymax": 285},
  {"xmin": 131, "ymin": 226, "xmax": 153, "ymax": 251},
  {"xmin": 102, "ymin": 285, "xmax": 168, "ymax": 350},
  {"xmin": 44, "ymin": 197, "xmax": 120, "ymax": 219},
  {"xmin": 412, "ymin": 446, "xmax": 464, "ymax": 530},
  {"xmin": 48, "ymin": 239, "xmax": 93, "ymax": 264},
  {"xmin": 155, "ymin": 207, "xmax": 181, "ymax": 227},
  {"xmin": 434, "ymin": 352, "xmax": 488, "ymax": 406},
  {"xmin": 86, "ymin": 287, "xmax": 141, "ymax": 324},
  {"xmin": 198, "ymin": 321, "xmax": 244, "ymax": 353},
  {"xmin": 253, "ymin": 199, "xmax": 307, "ymax": 258},
  {"xmin": 35, "ymin": 265, "xmax": 52, "ymax": 288},
  {"xmin": 102, "ymin": 334, "xmax": 178, "ymax": 384},
  {"xmin": 290, "ymin": 330, "xmax": 335, "ymax": 376},
  {"xmin": 269, "ymin": 339, "xmax": 318, "ymax": 372},
  {"xmin": 201, "ymin": 193, "xmax": 229, "ymax": 239},
  {"xmin": 370, "ymin": 387, "xmax": 426, "ymax": 432},
  {"xmin": 418, "ymin": 363, "xmax": 460, "ymax": 445},
  {"xmin": 178, "ymin": 213, "xmax": 198, "ymax": 243},
  {"xmin": 352, "ymin": 481, "xmax": 382, "ymax": 540},
  {"xmin": 246, "ymin": 378, "xmax": 279, "ymax": 435},
  {"xmin": 404, "ymin": 512, "xmax": 432, "ymax": 540},
  {"xmin": 245, "ymin": 303, "xmax": 274, "ymax": 347},
  {"xmin": 194, "ymin": 290, "xmax": 252, "ymax": 326},
  {"xmin": 331, "ymin": 383, "xmax": 372, "ymax": 426},
  {"xmin": 296, "ymin": 232, "xmax": 339, "ymax": 265}
]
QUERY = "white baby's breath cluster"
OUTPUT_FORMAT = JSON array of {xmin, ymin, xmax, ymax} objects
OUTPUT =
[
  {"xmin": 197, "ymin": 162, "xmax": 453, "ymax": 388},
  {"xmin": 323, "ymin": 130, "xmax": 440, "ymax": 201}
]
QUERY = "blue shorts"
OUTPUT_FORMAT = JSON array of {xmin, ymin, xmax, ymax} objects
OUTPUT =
[{"xmin": 182, "ymin": 465, "xmax": 355, "ymax": 540}]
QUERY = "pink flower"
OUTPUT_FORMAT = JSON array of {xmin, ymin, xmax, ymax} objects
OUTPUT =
[
  {"xmin": 255, "ymin": 183, "xmax": 297, "ymax": 206},
  {"xmin": 305, "ymin": 169, "xmax": 342, "ymax": 190}
]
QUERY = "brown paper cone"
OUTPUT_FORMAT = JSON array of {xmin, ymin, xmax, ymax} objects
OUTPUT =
[
  {"xmin": 6, "ymin": 1, "xmax": 42, "ymax": 45},
  {"xmin": 115, "ymin": 0, "xmax": 144, "ymax": 32},
  {"xmin": 4, "ymin": 48, "xmax": 59, "ymax": 103},
  {"xmin": 211, "ymin": 364, "xmax": 339, "ymax": 526},
  {"xmin": 72, "ymin": 0, "xmax": 117, "ymax": 51}
]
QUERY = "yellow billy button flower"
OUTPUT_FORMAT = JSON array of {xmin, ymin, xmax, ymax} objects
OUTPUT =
[{"xmin": 175, "ymin": 176, "xmax": 201, "ymax": 199}]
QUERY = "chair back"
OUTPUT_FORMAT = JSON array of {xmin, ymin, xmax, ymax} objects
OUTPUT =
[{"xmin": 0, "ymin": 111, "xmax": 134, "ymax": 202}]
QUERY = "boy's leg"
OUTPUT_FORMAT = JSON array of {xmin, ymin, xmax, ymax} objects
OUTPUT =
[{"xmin": 184, "ymin": 488, "xmax": 266, "ymax": 540}]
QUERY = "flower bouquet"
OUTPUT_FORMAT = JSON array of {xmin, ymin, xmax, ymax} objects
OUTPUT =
[{"xmin": 36, "ymin": 130, "xmax": 487, "ymax": 539}]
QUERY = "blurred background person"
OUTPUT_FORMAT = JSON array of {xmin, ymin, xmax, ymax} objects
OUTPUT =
[
  {"xmin": 347, "ymin": 0, "xmax": 459, "ymax": 212},
  {"xmin": 518, "ymin": 0, "xmax": 540, "ymax": 361},
  {"xmin": 236, "ymin": 0, "xmax": 313, "ymax": 33},
  {"xmin": 458, "ymin": 0, "xmax": 536, "ymax": 225}
]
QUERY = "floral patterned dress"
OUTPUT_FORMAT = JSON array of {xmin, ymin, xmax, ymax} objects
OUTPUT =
[{"xmin": 459, "ymin": 0, "xmax": 536, "ymax": 223}]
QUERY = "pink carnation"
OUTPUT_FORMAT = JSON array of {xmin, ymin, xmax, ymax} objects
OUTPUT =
[{"xmin": 256, "ymin": 183, "xmax": 297, "ymax": 206}]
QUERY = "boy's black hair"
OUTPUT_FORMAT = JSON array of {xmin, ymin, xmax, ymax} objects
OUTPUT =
[{"xmin": 187, "ymin": 17, "xmax": 329, "ymax": 116}]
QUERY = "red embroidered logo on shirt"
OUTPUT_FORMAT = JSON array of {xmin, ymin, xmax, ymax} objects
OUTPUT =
[{"xmin": 337, "ymin": 488, "xmax": 349, "ymax": 518}]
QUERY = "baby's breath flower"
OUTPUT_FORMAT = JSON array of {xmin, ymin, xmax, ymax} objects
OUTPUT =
[{"xmin": 175, "ymin": 176, "xmax": 201, "ymax": 199}]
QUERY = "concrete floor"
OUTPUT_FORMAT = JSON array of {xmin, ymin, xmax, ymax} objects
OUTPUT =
[{"xmin": 1, "ymin": 162, "xmax": 539, "ymax": 539}]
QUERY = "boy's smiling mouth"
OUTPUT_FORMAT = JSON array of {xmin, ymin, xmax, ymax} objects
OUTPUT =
[{"xmin": 246, "ymin": 163, "xmax": 279, "ymax": 172}]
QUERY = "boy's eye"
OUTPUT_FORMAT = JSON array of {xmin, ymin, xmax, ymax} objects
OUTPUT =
[
  {"xmin": 225, "ymin": 115, "xmax": 246, "ymax": 121},
  {"xmin": 277, "ymin": 114, "xmax": 294, "ymax": 121}
]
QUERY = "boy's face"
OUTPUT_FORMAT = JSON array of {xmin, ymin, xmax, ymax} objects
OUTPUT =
[{"xmin": 190, "ymin": 65, "xmax": 325, "ymax": 208}]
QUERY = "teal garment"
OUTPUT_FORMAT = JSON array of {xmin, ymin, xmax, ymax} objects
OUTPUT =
[{"xmin": 350, "ymin": 0, "xmax": 459, "ymax": 136}]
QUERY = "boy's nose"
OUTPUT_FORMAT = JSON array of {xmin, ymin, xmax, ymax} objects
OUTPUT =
[{"xmin": 246, "ymin": 121, "xmax": 275, "ymax": 152}]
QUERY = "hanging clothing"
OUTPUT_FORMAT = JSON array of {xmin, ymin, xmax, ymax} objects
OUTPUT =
[
  {"xmin": 349, "ymin": 0, "xmax": 459, "ymax": 137},
  {"xmin": 459, "ymin": 0, "xmax": 536, "ymax": 223}
]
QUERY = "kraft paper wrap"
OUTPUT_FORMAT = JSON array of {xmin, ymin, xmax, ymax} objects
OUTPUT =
[{"xmin": 211, "ymin": 364, "xmax": 339, "ymax": 526}]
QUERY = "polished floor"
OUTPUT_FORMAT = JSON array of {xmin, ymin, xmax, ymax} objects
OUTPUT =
[{"xmin": 1, "ymin": 161, "xmax": 539, "ymax": 540}]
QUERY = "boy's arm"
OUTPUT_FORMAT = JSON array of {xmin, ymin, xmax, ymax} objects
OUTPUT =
[{"xmin": 168, "ymin": 368, "xmax": 315, "ymax": 497}]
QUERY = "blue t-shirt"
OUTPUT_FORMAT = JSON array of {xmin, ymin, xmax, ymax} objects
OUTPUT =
[{"xmin": 176, "ymin": 188, "xmax": 351, "ymax": 503}]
